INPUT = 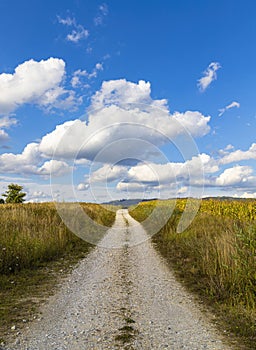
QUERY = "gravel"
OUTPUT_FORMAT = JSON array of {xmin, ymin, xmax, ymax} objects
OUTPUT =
[{"xmin": 5, "ymin": 209, "xmax": 231, "ymax": 350}]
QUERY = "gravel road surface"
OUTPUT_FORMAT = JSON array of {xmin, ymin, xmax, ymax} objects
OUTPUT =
[{"xmin": 5, "ymin": 209, "xmax": 231, "ymax": 350}]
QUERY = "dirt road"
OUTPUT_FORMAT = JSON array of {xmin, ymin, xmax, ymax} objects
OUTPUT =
[{"xmin": 6, "ymin": 209, "xmax": 231, "ymax": 350}]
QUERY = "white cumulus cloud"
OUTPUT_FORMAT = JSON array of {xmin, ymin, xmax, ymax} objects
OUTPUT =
[
  {"xmin": 38, "ymin": 159, "xmax": 71, "ymax": 177},
  {"xmin": 84, "ymin": 153, "xmax": 217, "ymax": 196},
  {"xmin": 122, "ymin": 153, "xmax": 217, "ymax": 186},
  {"xmin": 90, "ymin": 79, "xmax": 155, "ymax": 109},
  {"xmin": 39, "ymin": 79, "xmax": 211, "ymax": 163},
  {"xmin": 220, "ymin": 143, "xmax": 256, "ymax": 164},
  {"xmin": 0, "ymin": 143, "xmax": 41, "ymax": 174},
  {"xmin": 0, "ymin": 58, "xmax": 78, "ymax": 115},
  {"xmin": 216, "ymin": 165, "xmax": 255, "ymax": 187},
  {"xmin": 5, "ymin": 79, "xmax": 247, "ymax": 197},
  {"xmin": 0, "ymin": 142, "xmax": 71, "ymax": 176},
  {"xmin": 88, "ymin": 164, "xmax": 128, "ymax": 183}
]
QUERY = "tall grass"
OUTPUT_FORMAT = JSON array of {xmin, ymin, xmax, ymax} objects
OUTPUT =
[
  {"xmin": 0, "ymin": 203, "xmax": 116, "ymax": 275},
  {"xmin": 0, "ymin": 202, "xmax": 116, "ymax": 341},
  {"xmin": 130, "ymin": 200, "xmax": 256, "ymax": 348}
]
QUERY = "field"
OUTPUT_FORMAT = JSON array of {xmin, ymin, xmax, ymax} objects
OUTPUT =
[
  {"xmin": 129, "ymin": 199, "xmax": 256, "ymax": 349},
  {"xmin": 1, "ymin": 199, "xmax": 255, "ymax": 348},
  {"xmin": 0, "ymin": 202, "xmax": 116, "ymax": 342}
]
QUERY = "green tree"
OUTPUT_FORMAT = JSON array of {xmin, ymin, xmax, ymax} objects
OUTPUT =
[
  {"xmin": 3, "ymin": 183, "xmax": 26, "ymax": 203},
  {"xmin": 0, "ymin": 198, "xmax": 4, "ymax": 204}
]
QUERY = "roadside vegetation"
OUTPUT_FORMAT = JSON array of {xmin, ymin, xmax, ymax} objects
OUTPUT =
[
  {"xmin": 0, "ymin": 202, "xmax": 116, "ymax": 343},
  {"xmin": 130, "ymin": 199, "xmax": 256, "ymax": 349},
  {"xmin": 1, "ymin": 183, "xmax": 26, "ymax": 204}
]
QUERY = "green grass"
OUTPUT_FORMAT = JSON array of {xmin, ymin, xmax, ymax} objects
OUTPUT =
[
  {"xmin": 129, "ymin": 200, "xmax": 256, "ymax": 350},
  {"xmin": 0, "ymin": 202, "xmax": 116, "ymax": 343}
]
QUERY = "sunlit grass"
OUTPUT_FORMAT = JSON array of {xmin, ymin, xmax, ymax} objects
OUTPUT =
[
  {"xmin": 0, "ymin": 202, "xmax": 116, "ymax": 342},
  {"xmin": 130, "ymin": 199, "xmax": 256, "ymax": 349},
  {"xmin": 0, "ymin": 202, "xmax": 116, "ymax": 274}
]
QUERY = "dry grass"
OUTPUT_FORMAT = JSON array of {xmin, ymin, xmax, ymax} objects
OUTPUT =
[
  {"xmin": 130, "ymin": 199, "xmax": 256, "ymax": 350},
  {"xmin": 0, "ymin": 202, "xmax": 116, "ymax": 343},
  {"xmin": 0, "ymin": 202, "xmax": 115, "ymax": 274}
]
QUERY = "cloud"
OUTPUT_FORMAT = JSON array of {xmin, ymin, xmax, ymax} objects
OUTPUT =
[
  {"xmin": 116, "ymin": 181, "xmax": 148, "ymax": 193},
  {"xmin": 234, "ymin": 191, "xmax": 256, "ymax": 199},
  {"xmin": 39, "ymin": 79, "xmax": 211, "ymax": 162},
  {"xmin": 71, "ymin": 69, "xmax": 88, "ymax": 88},
  {"xmin": 67, "ymin": 27, "xmax": 89, "ymax": 43},
  {"xmin": 83, "ymin": 153, "xmax": 217, "ymax": 196},
  {"xmin": 216, "ymin": 165, "xmax": 255, "ymax": 187},
  {"xmin": 120, "ymin": 153, "xmax": 217, "ymax": 186},
  {"xmin": 87, "ymin": 62, "xmax": 104, "ymax": 79},
  {"xmin": 99, "ymin": 3, "xmax": 108, "ymax": 15},
  {"xmin": 0, "ymin": 143, "xmax": 41, "ymax": 173},
  {"xmin": 88, "ymin": 164, "xmax": 128, "ymax": 183},
  {"xmin": 224, "ymin": 144, "xmax": 234, "ymax": 151},
  {"xmin": 38, "ymin": 159, "xmax": 71, "ymax": 177},
  {"xmin": 0, "ymin": 78, "xmax": 210, "ymax": 187},
  {"xmin": 0, "ymin": 116, "xmax": 17, "ymax": 142},
  {"xmin": 0, "ymin": 58, "xmax": 79, "ymax": 115},
  {"xmin": 77, "ymin": 183, "xmax": 89, "ymax": 191},
  {"xmin": 94, "ymin": 3, "xmax": 108, "ymax": 26},
  {"xmin": 39, "ymin": 88, "xmax": 82, "ymax": 112},
  {"xmin": 177, "ymin": 186, "xmax": 188, "ymax": 195},
  {"xmin": 90, "ymin": 79, "xmax": 154, "ymax": 109},
  {"xmin": 198, "ymin": 62, "xmax": 221, "ymax": 92},
  {"xmin": 113, "ymin": 162, "xmax": 256, "ymax": 194},
  {"xmin": 0, "ymin": 142, "xmax": 71, "ymax": 176},
  {"xmin": 28, "ymin": 192, "xmax": 49, "ymax": 202},
  {"xmin": 57, "ymin": 15, "xmax": 89, "ymax": 43},
  {"xmin": 0, "ymin": 116, "xmax": 17, "ymax": 128},
  {"xmin": 57, "ymin": 16, "xmax": 76, "ymax": 26},
  {"xmin": 0, "ymin": 130, "xmax": 9, "ymax": 143},
  {"xmin": 218, "ymin": 101, "xmax": 240, "ymax": 116},
  {"xmin": 172, "ymin": 111, "xmax": 210, "ymax": 138},
  {"xmin": 5, "ymin": 78, "xmax": 256, "ymax": 198},
  {"xmin": 71, "ymin": 63, "xmax": 104, "ymax": 87},
  {"xmin": 220, "ymin": 143, "xmax": 256, "ymax": 164},
  {"xmin": 95, "ymin": 63, "xmax": 103, "ymax": 70}
]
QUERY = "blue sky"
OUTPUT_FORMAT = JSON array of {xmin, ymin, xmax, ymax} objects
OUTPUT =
[{"xmin": 0, "ymin": 0, "xmax": 255, "ymax": 202}]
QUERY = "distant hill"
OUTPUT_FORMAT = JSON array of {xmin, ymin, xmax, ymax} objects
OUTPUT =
[
  {"xmin": 103, "ymin": 196, "xmax": 252, "ymax": 208},
  {"xmin": 103, "ymin": 198, "xmax": 157, "ymax": 208}
]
